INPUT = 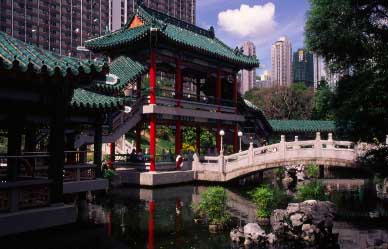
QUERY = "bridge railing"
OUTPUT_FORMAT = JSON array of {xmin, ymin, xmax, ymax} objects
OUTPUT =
[{"xmin": 193, "ymin": 132, "xmax": 366, "ymax": 176}]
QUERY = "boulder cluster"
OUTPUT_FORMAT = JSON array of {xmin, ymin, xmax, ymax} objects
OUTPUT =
[
  {"xmin": 282, "ymin": 164, "xmax": 305, "ymax": 189},
  {"xmin": 230, "ymin": 200, "xmax": 338, "ymax": 248}
]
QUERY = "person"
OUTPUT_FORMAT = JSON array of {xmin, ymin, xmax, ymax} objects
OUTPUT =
[
  {"xmin": 129, "ymin": 149, "xmax": 137, "ymax": 162},
  {"xmin": 137, "ymin": 149, "xmax": 144, "ymax": 161}
]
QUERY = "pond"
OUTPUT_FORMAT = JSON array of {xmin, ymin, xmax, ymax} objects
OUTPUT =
[{"xmin": 1, "ymin": 174, "xmax": 388, "ymax": 249}]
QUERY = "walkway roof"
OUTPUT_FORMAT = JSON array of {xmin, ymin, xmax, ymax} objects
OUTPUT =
[{"xmin": 269, "ymin": 120, "xmax": 336, "ymax": 133}]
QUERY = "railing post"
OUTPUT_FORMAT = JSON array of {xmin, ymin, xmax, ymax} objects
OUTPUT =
[
  {"xmin": 279, "ymin": 135, "xmax": 286, "ymax": 161},
  {"xmin": 315, "ymin": 132, "xmax": 322, "ymax": 158},
  {"xmin": 386, "ymin": 135, "xmax": 388, "ymax": 145},
  {"xmin": 219, "ymin": 154, "xmax": 225, "ymax": 174},
  {"xmin": 76, "ymin": 167, "xmax": 81, "ymax": 182},
  {"xmin": 248, "ymin": 142, "xmax": 254, "ymax": 165},
  {"xmin": 294, "ymin": 136, "xmax": 300, "ymax": 149},
  {"xmin": 327, "ymin": 133, "xmax": 334, "ymax": 149}
]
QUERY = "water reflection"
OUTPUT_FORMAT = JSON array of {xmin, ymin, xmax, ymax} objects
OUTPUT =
[{"xmin": 1, "ymin": 180, "xmax": 388, "ymax": 249}]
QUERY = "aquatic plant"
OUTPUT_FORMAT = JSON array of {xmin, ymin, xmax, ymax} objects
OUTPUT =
[
  {"xmin": 306, "ymin": 164, "xmax": 320, "ymax": 179},
  {"xmin": 296, "ymin": 181, "xmax": 326, "ymax": 201},
  {"xmin": 193, "ymin": 187, "xmax": 230, "ymax": 226}
]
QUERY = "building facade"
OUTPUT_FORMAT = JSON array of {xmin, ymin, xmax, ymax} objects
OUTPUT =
[
  {"xmin": 110, "ymin": 0, "xmax": 196, "ymax": 31},
  {"xmin": 0, "ymin": 0, "xmax": 110, "ymax": 58},
  {"xmin": 271, "ymin": 36, "xmax": 292, "ymax": 87},
  {"xmin": 293, "ymin": 48, "xmax": 314, "ymax": 87},
  {"xmin": 240, "ymin": 41, "xmax": 257, "ymax": 94}
]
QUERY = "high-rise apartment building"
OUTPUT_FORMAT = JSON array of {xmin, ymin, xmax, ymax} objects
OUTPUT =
[
  {"xmin": 0, "ymin": 0, "xmax": 110, "ymax": 58},
  {"xmin": 240, "ymin": 41, "xmax": 256, "ymax": 94},
  {"xmin": 293, "ymin": 48, "xmax": 314, "ymax": 87},
  {"xmin": 271, "ymin": 36, "xmax": 292, "ymax": 86},
  {"xmin": 110, "ymin": 0, "xmax": 196, "ymax": 31}
]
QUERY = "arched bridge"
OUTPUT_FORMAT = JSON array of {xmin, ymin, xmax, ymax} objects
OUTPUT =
[{"xmin": 192, "ymin": 133, "xmax": 368, "ymax": 182}]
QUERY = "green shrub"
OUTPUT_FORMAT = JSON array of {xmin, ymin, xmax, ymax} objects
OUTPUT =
[
  {"xmin": 249, "ymin": 185, "xmax": 290, "ymax": 218},
  {"xmin": 103, "ymin": 169, "xmax": 117, "ymax": 181},
  {"xmin": 194, "ymin": 187, "xmax": 230, "ymax": 225},
  {"xmin": 306, "ymin": 164, "xmax": 320, "ymax": 179},
  {"xmin": 275, "ymin": 167, "xmax": 286, "ymax": 179},
  {"xmin": 296, "ymin": 181, "xmax": 326, "ymax": 201}
]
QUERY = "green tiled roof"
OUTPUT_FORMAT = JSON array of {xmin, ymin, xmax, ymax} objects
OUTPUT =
[
  {"xmin": 244, "ymin": 99, "xmax": 262, "ymax": 113},
  {"xmin": 0, "ymin": 31, "xmax": 107, "ymax": 78},
  {"xmin": 71, "ymin": 88, "xmax": 124, "ymax": 110},
  {"xmin": 85, "ymin": 5, "xmax": 259, "ymax": 69},
  {"xmin": 95, "ymin": 56, "xmax": 147, "ymax": 92},
  {"xmin": 269, "ymin": 120, "xmax": 336, "ymax": 133}
]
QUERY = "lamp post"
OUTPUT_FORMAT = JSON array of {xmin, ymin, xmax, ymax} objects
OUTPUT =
[
  {"xmin": 219, "ymin": 129, "xmax": 225, "ymax": 155},
  {"xmin": 238, "ymin": 131, "xmax": 243, "ymax": 152}
]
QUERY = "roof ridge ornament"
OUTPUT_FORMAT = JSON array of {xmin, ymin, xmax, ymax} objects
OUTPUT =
[{"xmin": 208, "ymin": 26, "xmax": 215, "ymax": 38}]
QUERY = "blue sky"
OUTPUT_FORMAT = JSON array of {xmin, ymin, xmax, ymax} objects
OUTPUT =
[{"xmin": 197, "ymin": 0, "xmax": 310, "ymax": 75}]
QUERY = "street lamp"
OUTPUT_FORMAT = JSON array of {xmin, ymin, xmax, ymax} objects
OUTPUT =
[
  {"xmin": 219, "ymin": 129, "xmax": 225, "ymax": 154},
  {"xmin": 238, "ymin": 131, "xmax": 243, "ymax": 152}
]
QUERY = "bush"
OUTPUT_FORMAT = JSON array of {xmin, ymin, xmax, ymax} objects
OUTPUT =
[
  {"xmin": 249, "ymin": 185, "xmax": 290, "ymax": 218},
  {"xmin": 275, "ymin": 167, "xmax": 286, "ymax": 179},
  {"xmin": 103, "ymin": 169, "xmax": 117, "ymax": 181},
  {"xmin": 306, "ymin": 164, "xmax": 320, "ymax": 179},
  {"xmin": 357, "ymin": 145, "xmax": 388, "ymax": 176},
  {"xmin": 194, "ymin": 187, "xmax": 230, "ymax": 225},
  {"xmin": 296, "ymin": 181, "xmax": 326, "ymax": 201}
]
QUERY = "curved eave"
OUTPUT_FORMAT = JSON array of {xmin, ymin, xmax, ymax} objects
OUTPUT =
[{"xmin": 70, "ymin": 89, "xmax": 125, "ymax": 112}]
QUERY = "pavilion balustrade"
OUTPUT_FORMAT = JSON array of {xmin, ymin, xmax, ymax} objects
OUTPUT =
[{"xmin": 0, "ymin": 154, "xmax": 51, "ymax": 213}]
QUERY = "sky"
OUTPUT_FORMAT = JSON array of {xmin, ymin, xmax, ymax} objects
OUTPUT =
[{"xmin": 197, "ymin": 0, "xmax": 311, "ymax": 75}]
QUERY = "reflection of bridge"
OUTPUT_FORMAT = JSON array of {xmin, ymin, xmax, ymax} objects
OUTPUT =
[{"xmin": 193, "ymin": 133, "xmax": 367, "ymax": 182}]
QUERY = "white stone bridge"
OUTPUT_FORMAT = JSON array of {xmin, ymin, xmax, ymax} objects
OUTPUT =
[{"xmin": 192, "ymin": 133, "xmax": 369, "ymax": 182}]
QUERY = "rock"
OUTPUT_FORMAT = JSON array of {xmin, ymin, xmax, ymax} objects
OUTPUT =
[
  {"xmin": 243, "ymin": 223, "xmax": 266, "ymax": 242},
  {"xmin": 267, "ymin": 233, "xmax": 277, "ymax": 244},
  {"xmin": 282, "ymin": 175, "xmax": 294, "ymax": 188},
  {"xmin": 230, "ymin": 227, "xmax": 244, "ymax": 243},
  {"xmin": 290, "ymin": 213, "xmax": 303, "ymax": 227},
  {"xmin": 270, "ymin": 209, "xmax": 286, "ymax": 235},
  {"xmin": 286, "ymin": 203, "xmax": 300, "ymax": 214}
]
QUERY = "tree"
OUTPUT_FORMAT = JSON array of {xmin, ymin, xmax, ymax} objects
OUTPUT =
[
  {"xmin": 312, "ymin": 81, "xmax": 335, "ymax": 120},
  {"xmin": 306, "ymin": 0, "xmax": 388, "ymax": 141},
  {"xmin": 244, "ymin": 83, "xmax": 315, "ymax": 120}
]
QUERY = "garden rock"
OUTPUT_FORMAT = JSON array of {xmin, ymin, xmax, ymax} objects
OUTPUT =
[
  {"xmin": 243, "ymin": 223, "xmax": 267, "ymax": 245},
  {"xmin": 230, "ymin": 227, "xmax": 244, "ymax": 243}
]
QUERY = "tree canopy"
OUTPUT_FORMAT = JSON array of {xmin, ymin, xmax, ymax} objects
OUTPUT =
[{"xmin": 306, "ymin": 0, "xmax": 388, "ymax": 141}]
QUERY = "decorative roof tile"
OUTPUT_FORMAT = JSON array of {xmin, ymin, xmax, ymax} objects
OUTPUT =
[
  {"xmin": 269, "ymin": 120, "xmax": 336, "ymax": 133},
  {"xmin": 85, "ymin": 5, "xmax": 258, "ymax": 69},
  {"xmin": 71, "ymin": 88, "xmax": 124, "ymax": 110},
  {"xmin": 0, "ymin": 31, "xmax": 107, "ymax": 78}
]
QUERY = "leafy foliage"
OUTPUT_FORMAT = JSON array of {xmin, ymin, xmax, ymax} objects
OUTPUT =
[
  {"xmin": 296, "ymin": 181, "xmax": 326, "ymax": 201},
  {"xmin": 312, "ymin": 81, "xmax": 335, "ymax": 120},
  {"xmin": 244, "ymin": 83, "xmax": 315, "ymax": 120},
  {"xmin": 306, "ymin": 164, "xmax": 320, "ymax": 179},
  {"xmin": 194, "ymin": 187, "xmax": 230, "ymax": 225},
  {"xmin": 357, "ymin": 145, "xmax": 388, "ymax": 176},
  {"xmin": 306, "ymin": 0, "xmax": 388, "ymax": 141},
  {"xmin": 249, "ymin": 185, "xmax": 290, "ymax": 218},
  {"xmin": 103, "ymin": 169, "xmax": 117, "ymax": 181}
]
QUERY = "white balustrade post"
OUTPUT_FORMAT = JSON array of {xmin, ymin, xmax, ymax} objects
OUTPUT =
[
  {"xmin": 279, "ymin": 135, "xmax": 286, "ymax": 161},
  {"xmin": 315, "ymin": 132, "xmax": 322, "ymax": 158},
  {"xmin": 327, "ymin": 133, "xmax": 334, "ymax": 149},
  {"xmin": 192, "ymin": 152, "xmax": 199, "ymax": 171},
  {"xmin": 294, "ymin": 136, "xmax": 300, "ymax": 149},
  {"xmin": 386, "ymin": 135, "xmax": 388, "ymax": 145},
  {"xmin": 219, "ymin": 154, "xmax": 225, "ymax": 173},
  {"xmin": 248, "ymin": 142, "xmax": 254, "ymax": 165}
]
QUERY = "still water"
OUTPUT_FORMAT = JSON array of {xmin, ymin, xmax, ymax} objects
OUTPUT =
[{"xmin": 1, "ymin": 177, "xmax": 388, "ymax": 249}]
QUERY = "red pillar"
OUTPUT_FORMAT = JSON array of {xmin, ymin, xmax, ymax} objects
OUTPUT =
[
  {"xmin": 109, "ymin": 142, "xmax": 115, "ymax": 168},
  {"xmin": 136, "ymin": 123, "xmax": 142, "ymax": 152},
  {"xmin": 107, "ymin": 211, "xmax": 112, "ymax": 238},
  {"xmin": 175, "ymin": 58, "xmax": 182, "ymax": 107},
  {"xmin": 216, "ymin": 68, "xmax": 221, "ymax": 111},
  {"xmin": 233, "ymin": 125, "xmax": 239, "ymax": 153},
  {"xmin": 150, "ymin": 115, "xmax": 156, "ymax": 172},
  {"xmin": 196, "ymin": 126, "xmax": 201, "ymax": 154},
  {"xmin": 233, "ymin": 74, "xmax": 238, "ymax": 113},
  {"xmin": 216, "ymin": 124, "xmax": 221, "ymax": 153},
  {"xmin": 150, "ymin": 49, "xmax": 156, "ymax": 104},
  {"xmin": 148, "ymin": 201, "xmax": 155, "ymax": 249}
]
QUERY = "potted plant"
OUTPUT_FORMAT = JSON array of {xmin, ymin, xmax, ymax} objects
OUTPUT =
[{"xmin": 192, "ymin": 186, "xmax": 230, "ymax": 233}]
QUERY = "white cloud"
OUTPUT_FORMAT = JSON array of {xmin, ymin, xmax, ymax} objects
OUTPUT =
[{"xmin": 217, "ymin": 3, "xmax": 276, "ymax": 37}]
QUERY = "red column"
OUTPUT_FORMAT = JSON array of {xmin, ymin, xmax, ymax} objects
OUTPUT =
[
  {"xmin": 136, "ymin": 123, "xmax": 142, "ymax": 152},
  {"xmin": 148, "ymin": 201, "xmax": 155, "ymax": 249},
  {"xmin": 150, "ymin": 115, "xmax": 156, "ymax": 172},
  {"xmin": 150, "ymin": 49, "xmax": 156, "ymax": 104},
  {"xmin": 216, "ymin": 124, "xmax": 221, "ymax": 153},
  {"xmin": 196, "ymin": 126, "xmax": 201, "ymax": 154},
  {"xmin": 175, "ymin": 58, "xmax": 182, "ymax": 107},
  {"xmin": 175, "ymin": 119, "xmax": 181, "ymax": 157},
  {"xmin": 109, "ymin": 142, "xmax": 115, "ymax": 168},
  {"xmin": 107, "ymin": 211, "xmax": 112, "ymax": 238},
  {"xmin": 233, "ymin": 74, "xmax": 238, "ymax": 113},
  {"xmin": 233, "ymin": 125, "xmax": 239, "ymax": 153},
  {"xmin": 216, "ymin": 68, "xmax": 221, "ymax": 112}
]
